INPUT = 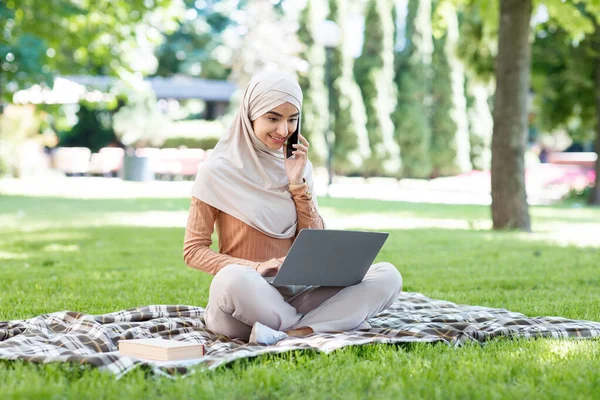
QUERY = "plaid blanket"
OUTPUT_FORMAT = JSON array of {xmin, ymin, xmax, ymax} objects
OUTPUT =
[{"xmin": 1, "ymin": 292, "xmax": 599, "ymax": 378}]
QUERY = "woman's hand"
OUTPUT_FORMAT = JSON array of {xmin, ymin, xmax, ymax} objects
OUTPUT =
[
  {"xmin": 284, "ymin": 133, "xmax": 310, "ymax": 185},
  {"xmin": 256, "ymin": 257, "xmax": 286, "ymax": 277}
]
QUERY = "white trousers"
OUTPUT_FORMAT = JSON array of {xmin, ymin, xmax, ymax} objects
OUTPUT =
[{"xmin": 204, "ymin": 262, "xmax": 403, "ymax": 340}]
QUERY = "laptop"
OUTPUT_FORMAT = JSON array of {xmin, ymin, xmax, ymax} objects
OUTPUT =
[{"xmin": 268, "ymin": 229, "xmax": 389, "ymax": 287}]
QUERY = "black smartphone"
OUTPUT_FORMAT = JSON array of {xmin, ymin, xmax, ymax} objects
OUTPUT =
[
  {"xmin": 286, "ymin": 130, "xmax": 299, "ymax": 158},
  {"xmin": 286, "ymin": 117, "xmax": 301, "ymax": 158}
]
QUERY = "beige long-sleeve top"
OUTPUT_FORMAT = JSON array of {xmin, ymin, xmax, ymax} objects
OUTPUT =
[{"xmin": 183, "ymin": 182, "xmax": 324, "ymax": 275}]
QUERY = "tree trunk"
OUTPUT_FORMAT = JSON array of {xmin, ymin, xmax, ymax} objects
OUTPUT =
[
  {"xmin": 490, "ymin": 0, "xmax": 532, "ymax": 230},
  {"xmin": 590, "ymin": 29, "xmax": 600, "ymax": 205}
]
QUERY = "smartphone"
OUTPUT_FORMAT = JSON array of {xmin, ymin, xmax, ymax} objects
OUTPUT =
[{"xmin": 286, "ymin": 118, "xmax": 301, "ymax": 158}]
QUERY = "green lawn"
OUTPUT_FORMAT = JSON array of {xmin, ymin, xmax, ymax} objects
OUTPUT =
[{"xmin": 1, "ymin": 194, "xmax": 599, "ymax": 399}]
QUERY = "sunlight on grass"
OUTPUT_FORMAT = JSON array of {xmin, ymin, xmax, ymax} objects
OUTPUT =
[
  {"xmin": 96, "ymin": 211, "xmax": 189, "ymax": 228},
  {"xmin": 0, "ymin": 251, "xmax": 29, "ymax": 260},
  {"xmin": 0, "ymin": 216, "xmax": 23, "ymax": 230},
  {"xmin": 541, "ymin": 340, "xmax": 597, "ymax": 363},
  {"xmin": 519, "ymin": 223, "xmax": 600, "ymax": 248},
  {"xmin": 321, "ymin": 208, "xmax": 492, "ymax": 230},
  {"xmin": 42, "ymin": 243, "xmax": 80, "ymax": 253}
]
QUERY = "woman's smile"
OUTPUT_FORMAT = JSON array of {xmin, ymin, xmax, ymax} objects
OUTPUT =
[{"xmin": 268, "ymin": 133, "xmax": 287, "ymax": 144}]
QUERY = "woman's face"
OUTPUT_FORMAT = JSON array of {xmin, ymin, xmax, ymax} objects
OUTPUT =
[{"xmin": 252, "ymin": 102, "xmax": 299, "ymax": 151}]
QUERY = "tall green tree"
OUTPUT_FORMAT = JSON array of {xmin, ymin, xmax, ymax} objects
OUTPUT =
[
  {"xmin": 354, "ymin": 0, "xmax": 400, "ymax": 176},
  {"xmin": 465, "ymin": 76, "xmax": 493, "ymax": 170},
  {"xmin": 531, "ymin": 8, "xmax": 600, "ymax": 205},
  {"xmin": 0, "ymin": 0, "xmax": 179, "ymax": 106},
  {"xmin": 297, "ymin": 0, "xmax": 329, "ymax": 166},
  {"xmin": 456, "ymin": 2, "xmax": 496, "ymax": 171},
  {"xmin": 393, "ymin": 0, "xmax": 434, "ymax": 178},
  {"xmin": 328, "ymin": 0, "xmax": 371, "ymax": 175},
  {"xmin": 430, "ymin": 1, "xmax": 472, "ymax": 176}
]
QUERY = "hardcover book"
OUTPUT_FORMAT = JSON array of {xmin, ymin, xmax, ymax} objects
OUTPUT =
[{"xmin": 118, "ymin": 338, "xmax": 205, "ymax": 361}]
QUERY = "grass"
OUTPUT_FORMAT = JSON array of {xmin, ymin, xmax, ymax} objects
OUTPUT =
[{"xmin": 0, "ymin": 194, "xmax": 599, "ymax": 399}]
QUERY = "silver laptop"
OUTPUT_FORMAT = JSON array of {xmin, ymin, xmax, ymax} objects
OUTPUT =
[{"xmin": 269, "ymin": 229, "xmax": 389, "ymax": 287}]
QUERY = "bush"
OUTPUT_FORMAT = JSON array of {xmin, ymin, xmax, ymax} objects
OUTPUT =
[
  {"xmin": 564, "ymin": 186, "xmax": 593, "ymax": 203},
  {"xmin": 161, "ymin": 136, "xmax": 219, "ymax": 150},
  {"xmin": 59, "ymin": 99, "xmax": 123, "ymax": 152},
  {"xmin": 158, "ymin": 119, "xmax": 224, "ymax": 149}
]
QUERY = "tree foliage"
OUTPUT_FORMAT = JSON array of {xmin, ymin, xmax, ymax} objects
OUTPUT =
[
  {"xmin": 154, "ymin": 0, "xmax": 245, "ymax": 80},
  {"xmin": 296, "ymin": 0, "xmax": 329, "ymax": 166},
  {"xmin": 531, "ymin": 2, "xmax": 600, "ymax": 204},
  {"xmin": 465, "ymin": 77, "xmax": 493, "ymax": 170},
  {"xmin": 455, "ymin": 0, "xmax": 498, "ymax": 84},
  {"xmin": 355, "ymin": 0, "xmax": 400, "ymax": 176},
  {"xmin": 430, "ymin": 1, "xmax": 472, "ymax": 176},
  {"xmin": 328, "ymin": 0, "xmax": 371, "ymax": 175},
  {"xmin": 532, "ymin": 24, "xmax": 597, "ymax": 143},
  {"xmin": 225, "ymin": 0, "xmax": 304, "ymax": 87},
  {"xmin": 0, "ymin": 0, "xmax": 180, "ymax": 103},
  {"xmin": 393, "ymin": 0, "xmax": 434, "ymax": 178}
]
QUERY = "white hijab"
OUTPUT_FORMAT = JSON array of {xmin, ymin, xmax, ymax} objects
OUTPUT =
[{"xmin": 191, "ymin": 70, "xmax": 316, "ymax": 239}]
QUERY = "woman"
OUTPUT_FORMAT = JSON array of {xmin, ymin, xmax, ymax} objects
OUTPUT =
[{"xmin": 184, "ymin": 70, "xmax": 402, "ymax": 345}]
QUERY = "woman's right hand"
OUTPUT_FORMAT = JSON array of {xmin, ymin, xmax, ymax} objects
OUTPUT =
[{"xmin": 256, "ymin": 257, "xmax": 285, "ymax": 277}]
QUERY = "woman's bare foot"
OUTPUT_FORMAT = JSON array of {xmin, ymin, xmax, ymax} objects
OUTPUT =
[{"xmin": 284, "ymin": 327, "xmax": 314, "ymax": 337}]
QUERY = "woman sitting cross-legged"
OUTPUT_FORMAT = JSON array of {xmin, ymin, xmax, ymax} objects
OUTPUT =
[{"xmin": 183, "ymin": 70, "xmax": 402, "ymax": 345}]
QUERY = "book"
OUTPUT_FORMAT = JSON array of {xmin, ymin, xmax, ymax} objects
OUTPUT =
[{"xmin": 118, "ymin": 338, "xmax": 205, "ymax": 361}]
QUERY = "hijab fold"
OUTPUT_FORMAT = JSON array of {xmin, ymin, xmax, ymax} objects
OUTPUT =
[{"xmin": 191, "ymin": 70, "xmax": 315, "ymax": 239}]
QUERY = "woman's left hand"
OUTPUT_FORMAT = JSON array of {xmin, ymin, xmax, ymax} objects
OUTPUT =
[{"xmin": 284, "ymin": 133, "xmax": 309, "ymax": 185}]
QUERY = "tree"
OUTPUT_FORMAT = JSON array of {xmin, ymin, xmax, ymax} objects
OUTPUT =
[
  {"xmin": 455, "ymin": 0, "xmax": 600, "ymax": 227},
  {"xmin": 490, "ymin": 0, "xmax": 533, "ymax": 230},
  {"xmin": 327, "ymin": 0, "xmax": 371, "ymax": 175},
  {"xmin": 456, "ymin": 2, "xmax": 496, "ymax": 171},
  {"xmin": 0, "ymin": 0, "xmax": 180, "ymax": 106},
  {"xmin": 224, "ymin": 0, "xmax": 304, "ymax": 87},
  {"xmin": 430, "ymin": 1, "xmax": 472, "ymax": 176},
  {"xmin": 297, "ymin": 0, "xmax": 329, "ymax": 166},
  {"xmin": 465, "ymin": 76, "xmax": 493, "ymax": 170},
  {"xmin": 354, "ymin": 0, "xmax": 400, "ymax": 176},
  {"xmin": 154, "ymin": 0, "xmax": 246, "ymax": 80},
  {"xmin": 393, "ymin": 0, "xmax": 434, "ymax": 178},
  {"xmin": 531, "ymin": 7, "xmax": 600, "ymax": 205}
]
